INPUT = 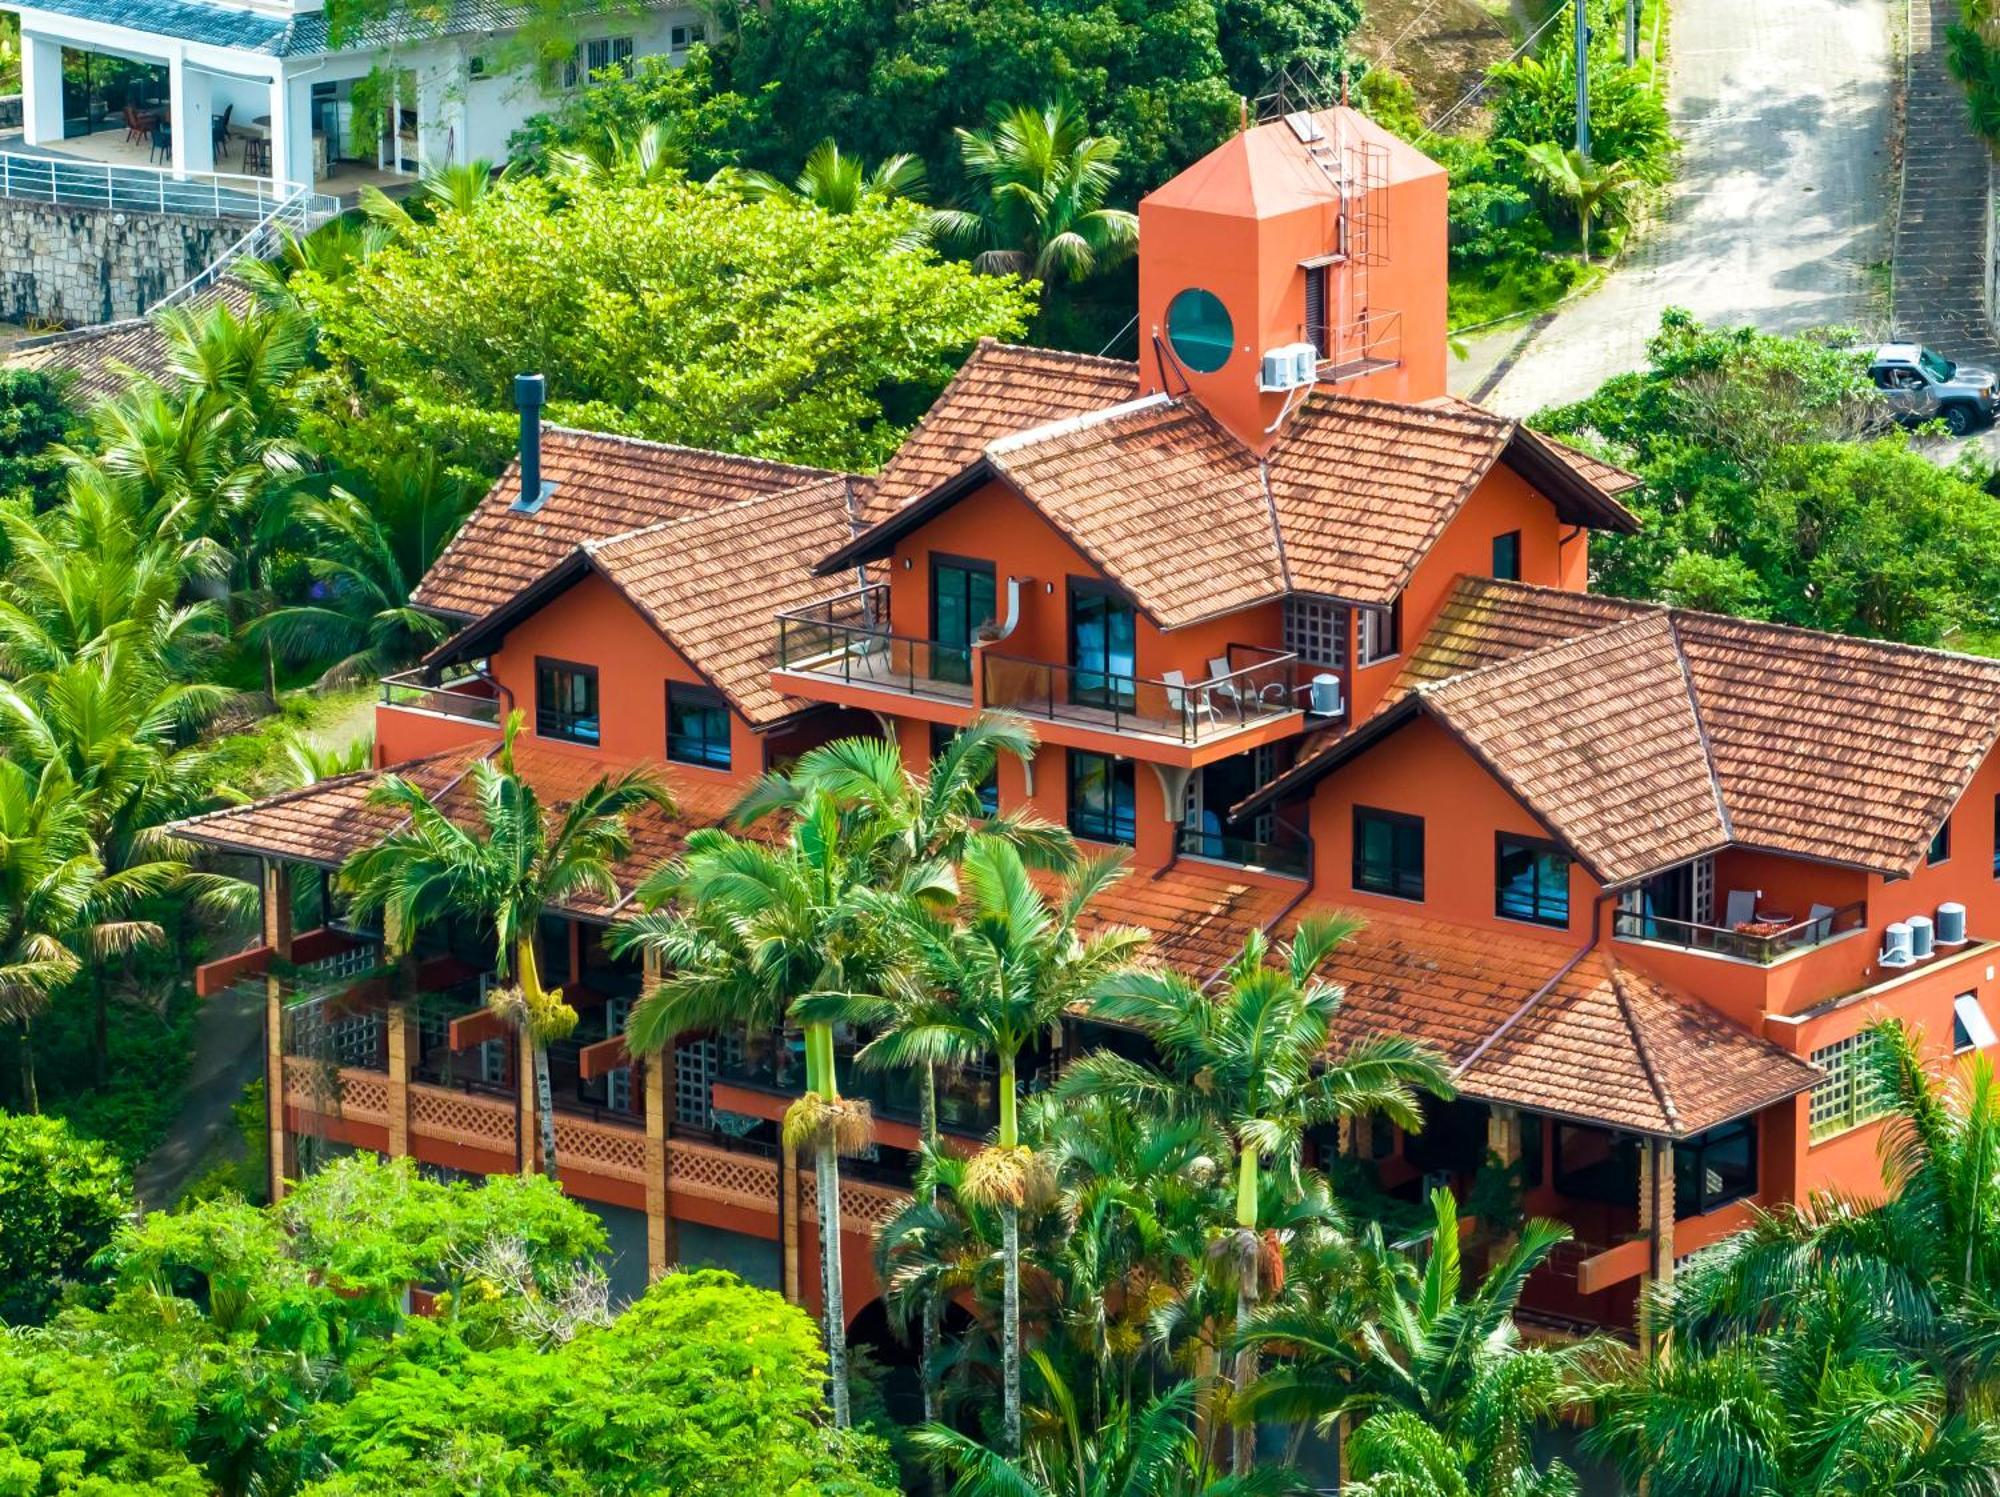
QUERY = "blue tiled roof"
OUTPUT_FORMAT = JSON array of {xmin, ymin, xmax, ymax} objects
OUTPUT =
[{"xmin": 14, "ymin": 0, "xmax": 290, "ymax": 51}]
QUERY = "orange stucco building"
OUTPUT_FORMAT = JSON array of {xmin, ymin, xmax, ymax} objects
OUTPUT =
[{"xmin": 174, "ymin": 107, "xmax": 2000, "ymax": 1343}]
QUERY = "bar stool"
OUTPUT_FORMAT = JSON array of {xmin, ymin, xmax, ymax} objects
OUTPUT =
[{"xmin": 243, "ymin": 137, "xmax": 270, "ymax": 176}]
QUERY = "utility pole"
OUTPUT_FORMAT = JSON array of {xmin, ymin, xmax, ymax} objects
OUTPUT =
[
  {"xmin": 1574, "ymin": 0, "xmax": 1591, "ymax": 158},
  {"xmin": 1625, "ymin": 0, "xmax": 1639, "ymax": 65}
]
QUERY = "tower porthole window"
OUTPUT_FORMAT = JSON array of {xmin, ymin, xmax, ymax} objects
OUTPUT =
[{"xmin": 1166, "ymin": 288, "xmax": 1234, "ymax": 373}]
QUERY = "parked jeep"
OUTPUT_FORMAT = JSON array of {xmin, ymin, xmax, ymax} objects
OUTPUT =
[{"xmin": 1869, "ymin": 343, "xmax": 1999, "ymax": 436}]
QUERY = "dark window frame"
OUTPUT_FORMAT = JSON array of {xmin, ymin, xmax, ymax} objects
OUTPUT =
[
  {"xmin": 535, "ymin": 656, "xmax": 600, "ymax": 746},
  {"xmin": 929, "ymin": 552, "xmax": 996, "ymax": 685},
  {"xmin": 1492, "ymin": 530, "xmax": 1522, "ymax": 581},
  {"xmin": 1067, "ymin": 748, "xmax": 1135, "ymax": 846},
  {"xmin": 1067, "ymin": 576, "xmax": 1138, "ymax": 710},
  {"xmin": 1672, "ymin": 1117, "xmax": 1758, "ymax": 1219},
  {"xmin": 1304, "ymin": 263, "xmax": 1330, "ymax": 358},
  {"xmin": 1930, "ymin": 817, "xmax": 1952, "ymax": 866},
  {"xmin": 665, "ymin": 680, "xmax": 732, "ymax": 769},
  {"xmin": 1352, "ymin": 805, "xmax": 1425, "ymax": 902},
  {"xmin": 1494, "ymin": 832, "xmax": 1571, "ymax": 928}
]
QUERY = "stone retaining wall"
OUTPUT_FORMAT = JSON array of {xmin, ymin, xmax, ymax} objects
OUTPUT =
[{"xmin": 0, "ymin": 200, "xmax": 237, "ymax": 326}]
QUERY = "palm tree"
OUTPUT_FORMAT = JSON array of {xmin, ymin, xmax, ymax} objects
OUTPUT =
[
  {"xmin": 936, "ymin": 99, "xmax": 1139, "ymax": 303},
  {"xmin": 358, "ymin": 157, "xmax": 499, "ymax": 234},
  {"xmin": 0, "ymin": 759, "xmax": 100, "ymax": 1112},
  {"xmin": 549, "ymin": 121, "xmax": 683, "ymax": 187},
  {"xmin": 723, "ymin": 139, "xmax": 941, "ymax": 244},
  {"xmin": 611, "ymin": 790, "xmax": 928, "ymax": 1427},
  {"xmin": 1503, "ymin": 141, "xmax": 1641, "ymax": 260},
  {"xmin": 748, "ymin": 715, "xmax": 1073, "ymax": 1421},
  {"xmin": 1072, "ymin": 918, "xmax": 1455, "ymax": 1472},
  {"xmin": 340, "ymin": 711, "xmax": 670, "ymax": 1179},
  {"xmin": 1243, "ymin": 1189, "xmax": 1597, "ymax": 1495},
  {"xmin": 836, "ymin": 837, "xmax": 1146, "ymax": 1456}
]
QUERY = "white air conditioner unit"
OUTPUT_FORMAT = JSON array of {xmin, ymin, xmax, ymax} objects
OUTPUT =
[
  {"xmin": 1880, "ymin": 921, "xmax": 1915, "ymax": 968},
  {"xmin": 1909, "ymin": 913, "xmax": 1936, "ymax": 961},
  {"xmin": 1938, "ymin": 901, "xmax": 1969, "ymax": 946},
  {"xmin": 1259, "ymin": 341, "xmax": 1321, "ymax": 392}
]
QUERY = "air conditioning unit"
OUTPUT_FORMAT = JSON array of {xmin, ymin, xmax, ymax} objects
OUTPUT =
[
  {"xmin": 1259, "ymin": 342, "xmax": 1320, "ymax": 392},
  {"xmin": 1938, "ymin": 901, "xmax": 1969, "ymax": 946},
  {"xmin": 1908, "ymin": 914, "xmax": 1936, "ymax": 961},
  {"xmin": 1880, "ymin": 921, "xmax": 1915, "ymax": 968}
]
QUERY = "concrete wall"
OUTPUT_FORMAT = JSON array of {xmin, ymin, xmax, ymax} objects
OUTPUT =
[{"xmin": 0, "ymin": 199, "xmax": 238, "ymax": 325}]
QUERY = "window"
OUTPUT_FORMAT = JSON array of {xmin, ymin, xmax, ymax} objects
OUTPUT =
[
  {"xmin": 1673, "ymin": 1118, "xmax": 1758, "ymax": 1218},
  {"xmin": 1353, "ymin": 806, "xmax": 1424, "ymax": 901},
  {"xmin": 1808, "ymin": 1031, "xmax": 1894, "ymax": 1141},
  {"xmin": 1068, "ymin": 750, "xmax": 1135, "ymax": 845},
  {"xmin": 1954, "ymin": 992, "xmax": 1998, "ymax": 1052},
  {"xmin": 931, "ymin": 556, "xmax": 995, "ymax": 686},
  {"xmin": 1496, "ymin": 835, "xmax": 1570, "ymax": 927},
  {"xmin": 1166, "ymin": 288, "xmax": 1234, "ymax": 373},
  {"xmin": 564, "ymin": 35, "xmax": 635, "ymax": 87},
  {"xmin": 1993, "ymin": 793, "xmax": 2000, "ymax": 876},
  {"xmin": 931, "ymin": 723, "xmax": 998, "ymax": 815},
  {"xmin": 1357, "ymin": 596, "xmax": 1402, "ymax": 666},
  {"xmin": 1492, "ymin": 530, "xmax": 1522, "ymax": 581},
  {"xmin": 1930, "ymin": 817, "xmax": 1952, "ymax": 865},
  {"xmin": 1068, "ymin": 581, "xmax": 1137, "ymax": 710},
  {"xmin": 1284, "ymin": 597, "xmax": 1347, "ymax": 669},
  {"xmin": 536, "ymin": 658, "xmax": 599, "ymax": 745},
  {"xmin": 666, "ymin": 682, "xmax": 730, "ymax": 769},
  {"xmin": 1303, "ymin": 264, "xmax": 1330, "ymax": 359},
  {"xmin": 669, "ymin": 22, "xmax": 706, "ymax": 49}
]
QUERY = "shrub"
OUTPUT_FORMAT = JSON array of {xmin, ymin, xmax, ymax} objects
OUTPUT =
[{"xmin": 0, "ymin": 1111, "xmax": 130, "ymax": 1324}]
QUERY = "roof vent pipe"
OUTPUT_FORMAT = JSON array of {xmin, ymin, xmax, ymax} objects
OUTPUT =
[{"xmin": 513, "ymin": 373, "xmax": 553, "ymax": 513}]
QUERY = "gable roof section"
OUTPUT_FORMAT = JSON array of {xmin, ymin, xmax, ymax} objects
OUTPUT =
[
  {"xmin": 1322, "ymin": 909, "xmax": 1820, "ymax": 1137},
  {"xmin": 432, "ymin": 476, "xmax": 865, "ymax": 728},
  {"xmin": 1243, "ymin": 575, "xmax": 2000, "ymax": 882},
  {"xmin": 1428, "ymin": 396, "xmax": 1644, "ymax": 498},
  {"xmin": 862, "ymin": 340, "xmax": 1140, "ymax": 524},
  {"xmin": 1419, "ymin": 613, "xmax": 1730, "ymax": 884},
  {"xmin": 414, "ymin": 427, "xmax": 840, "ymax": 620},
  {"xmin": 983, "ymin": 399, "xmax": 1285, "ymax": 628},
  {"xmin": 8, "ymin": 277, "xmax": 255, "ymax": 406},
  {"xmin": 1674, "ymin": 611, "xmax": 2000, "ymax": 871}
]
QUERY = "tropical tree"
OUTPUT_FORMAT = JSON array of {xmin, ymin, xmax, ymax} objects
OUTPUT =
[
  {"xmin": 1503, "ymin": 141, "xmax": 1641, "ymax": 260},
  {"xmin": 358, "ymin": 157, "xmax": 500, "ymax": 233},
  {"xmin": 727, "ymin": 140, "xmax": 932, "ymax": 218},
  {"xmin": 611, "ymin": 789, "xmax": 933, "ymax": 1427},
  {"xmin": 0, "ymin": 759, "xmax": 99, "ymax": 1113},
  {"xmin": 340, "ymin": 711, "xmax": 670, "ymax": 1179},
  {"xmin": 548, "ymin": 119, "xmax": 684, "ymax": 186},
  {"xmin": 1073, "ymin": 917, "xmax": 1455, "ymax": 1471},
  {"xmin": 937, "ymin": 99, "xmax": 1139, "ymax": 304},
  {"xmin": 823, "ymin": 836, "xmax": 1147, "ymax": 1454}
]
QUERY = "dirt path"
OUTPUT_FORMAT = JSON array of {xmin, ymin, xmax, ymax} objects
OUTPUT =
[{"xmin": 1452, "ymin": 0, "xmax": 1896, "ymax": 413}]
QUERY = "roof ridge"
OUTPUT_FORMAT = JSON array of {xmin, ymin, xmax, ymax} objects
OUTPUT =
[
  {"xmin": 981, "ymin": 339, "xmax": 1142, "ymax": 374},
  {"xmin": 985, "ymin": 393, "xmax": 1176, "ymax": 456},
  {"xmin": 538, "ymin": 424, "xmax": 845, "ymax": 478},
  {"xmin": 1667, "ymin": 600, "xmax": 2000, "ymax": 676},
  {"xmin": 585, "ymin": 474, "xmax": 846, "ymax": 555},
  {"xmin": 1607, "ymin": 963, "xmax": 1681, "ymax": 1134},
  {"xmin": 1313, "ymin": 389, "xmax": 1512, "ymax": 429},
  {"xmin": 1258, "ymin": 459, "xmax": 1293, "ymax": 593},
  {"xmin": 1666, "ymin": 613, "xmax": 1734, "ymax": 842}
]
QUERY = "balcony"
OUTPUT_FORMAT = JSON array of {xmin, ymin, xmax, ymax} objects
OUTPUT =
[
  {"xmin": 1176, "ymin": 812, "xmax": 1313, "ymax": 879},
  {"xmin": 1611, "ymin": 901, "xmax": 1868, "ymax": 965},
  {"xmin": 775, "ymin": 584, "xmax": 974, "ymax": 706},
  {"xmin": 379, "ymin": 668, "xmax": 502, "ymax": 726},
  {"xmin": 718, "ymin": 1032, "xmax": 1001, "ymax": 1139},
  {"xmin": 983, "ymin": 643, "xmax": 1302, "ymax": 747}
]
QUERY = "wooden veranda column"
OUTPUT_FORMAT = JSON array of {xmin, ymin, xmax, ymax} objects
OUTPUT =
[
  {"xmin": 1636, "ymin": 1136, "xmax": 1676, "ymax": 1357},
  {"xmin": 781, "ymin": 1141, "xmax": 803, "ymax": 1303},
  {"xmin": 642, "ymin": 948, "xmax": 674, "ymax": 1280},
  {"xmin": 385, "ymin": 1002, "xmax": 412, "ymax": 1159},
  {"xmin": 261, "ymin": 860, "xmax": 294, "ymax": 1204}
]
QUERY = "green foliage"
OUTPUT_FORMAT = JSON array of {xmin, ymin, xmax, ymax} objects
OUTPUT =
[
  {"xmin": 1947, "ymin": 0, "xmax": 2000, "ymax": 143},
  {"xmin": 1538, "ymin": 310, "xmax": 2000, "ymax": 649},
  {"xmin": 0, "ymin": 1111, "xmax": 128, "ymax": 1325},
  {"xmin": 0, "ymin": 370, "xmax": 77, "ymax": 511},
  {"xmin": 295, "ymin": 173, "xmax": 1035, "ymax": 472},
  {"xmin": 30, "ymin": 981, "xmax": 196, "ymax": 1167},
  {"xmin": 509, "ymin": 48, "xmax": 761, "ymax": 178}
]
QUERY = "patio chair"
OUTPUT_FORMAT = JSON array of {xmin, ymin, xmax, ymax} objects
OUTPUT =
[
  {"xmin": 1803, "ymin": 902, "xmax": 1836, "ymax": 943},
  {"xmin": 1723, "ymin": 889, "xmax": 1757, "ymax": 929},
  {"xmin": 123, "ymin": 104, "xmax": 159, "ymax": 144},
  {"xmin": 212, "ymin": 105, "xmax": 234, "ymax": 162},
  {"xmin": 148, "ymin": 122, "xmax": 172, "ymax": 167},
  {"xmin": 1163, "ymin": 670, "xmax": 1216, "ymax": 730}
]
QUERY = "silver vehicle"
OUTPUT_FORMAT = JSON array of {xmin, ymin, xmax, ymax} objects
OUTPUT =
[{"xmin": 1869, "ymin": 343, "xmax": 1999, "ymax": 436}]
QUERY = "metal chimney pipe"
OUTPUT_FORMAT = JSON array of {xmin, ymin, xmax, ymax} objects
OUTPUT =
[{"xmin": 514, "ymin": 372, "xmax": 547, "ymax": 509}]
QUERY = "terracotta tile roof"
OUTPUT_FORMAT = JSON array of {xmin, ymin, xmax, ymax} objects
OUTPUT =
[
  {"xmin": 1267, "ymin": 395, "xmax": 1515, "ymax": 605},
  {"xmin": 414, "ymin": 428, "xmax": 841, "ymax": 619},
  {"xmin": 1252, "ymin": 575, "xmax": 2000, "ymax": 882},
  {"xmin": 863, "ymin": 340, "xmax": 1140, "ymax": 523},
  {"xmin": 1077, "ymin": 861, "xmax": 1303, "ymax": 977},
  {"xmin": 8, "ymin": 277, "xmax": 256, "ymax": 407},
  {"xmin": 1672, "ymin": 611, "xmax": 2000, "ymax": 871},
  {"xmin": 1419, "ymin": 613, "xmax": 1730, "ymax": 884},
  {"xmin": 173, "ymin": 740, "xmax": 752, "ymax": 921},
  {"xmin": 1394, "ymin": 576, "xmax": 1655, "ymax": 692},
  {"xmin": 986, "ymin": 398, "xmax": 1286, "ymax": 628},
  {"xmin": 1320, "ymin": 907, "xmax": 1820, "ymax": 1136},
  {"xmin": 1429, "ymin": 396, "xmax": 1644, "ymax": 497}
]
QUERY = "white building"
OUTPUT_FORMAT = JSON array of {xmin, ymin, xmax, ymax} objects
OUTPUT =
[{"xmin": 3, "ymin": 0, "xmax": 706, "ymax": 191}]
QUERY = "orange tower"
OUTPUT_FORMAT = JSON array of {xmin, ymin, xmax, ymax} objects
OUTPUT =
[{"xmin": 1136, "ymin": 106, "xmax": 1449, "ymax": 451}]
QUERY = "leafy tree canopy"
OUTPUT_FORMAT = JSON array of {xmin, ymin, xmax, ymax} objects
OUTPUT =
[
  {"xmin": 0, "ymin": 1110, "xmax": 128, "ymax": 1325},
  {"xmin": 508, "ymin": 47, "xmax": 763, "ymax": 180},
  {"xmin": 1538, "ymin": 310, "xmax": 2000, "ymax": 650},
  {"xmin": 0, "ymin": 369, "xmax": 76, "ymax": 511},
  {"xmin": 294, "ymin": 173, "xmax": 1036, "ymax": 472}
]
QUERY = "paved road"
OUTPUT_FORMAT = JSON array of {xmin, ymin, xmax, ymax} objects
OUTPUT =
[
  {"xmin": 1451, "ymin": 0, "xmax": 1896, "ymax": 415},
  {"xmin": 1894, "ymin": 0, "xmax": 2000, "ymax": 361}
]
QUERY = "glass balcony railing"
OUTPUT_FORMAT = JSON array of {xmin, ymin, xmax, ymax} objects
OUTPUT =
[
  {"xmin": 1611, "ymin": 900, "xmax": 1868, "ymax": 964},
  {"xmin": 380, "ymin": 668, "xmax": 502, "ymax": 725},
  {"xmin": 984, "ymin": 643, "xmax": 1301, "ymax": 745},
  {"xmin": 1177, "ymin": 813, "xmax": 1313, "ymax": 878},
  {"xmin": 775, "ymin": 583, "xmax": 974, "ymax": 703}
]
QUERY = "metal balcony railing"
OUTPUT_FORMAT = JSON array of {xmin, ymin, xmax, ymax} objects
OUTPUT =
[
  {"xmin": 984, "ymin": 643, "xmax": 1300, "ymax": 745},
  {"xmin": 775, "ymin": 583, "xmax": 974, "ymax": 701},
  {"xmin": 1611, "ymin": 900, "xmax": 1868, "ymax": 965},
  {"xmin": 380, "ymin": 668, "xmax": 502, "ymax": 725}
]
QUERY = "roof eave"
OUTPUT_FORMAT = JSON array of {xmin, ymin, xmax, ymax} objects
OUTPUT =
[
  {"xmin": 814, "ymin": 459, "xmax": 996, "ymax": 574},
  {"xmin": 1504, "ymin": 428, "xmax": 1642, "ymax": 534}
]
